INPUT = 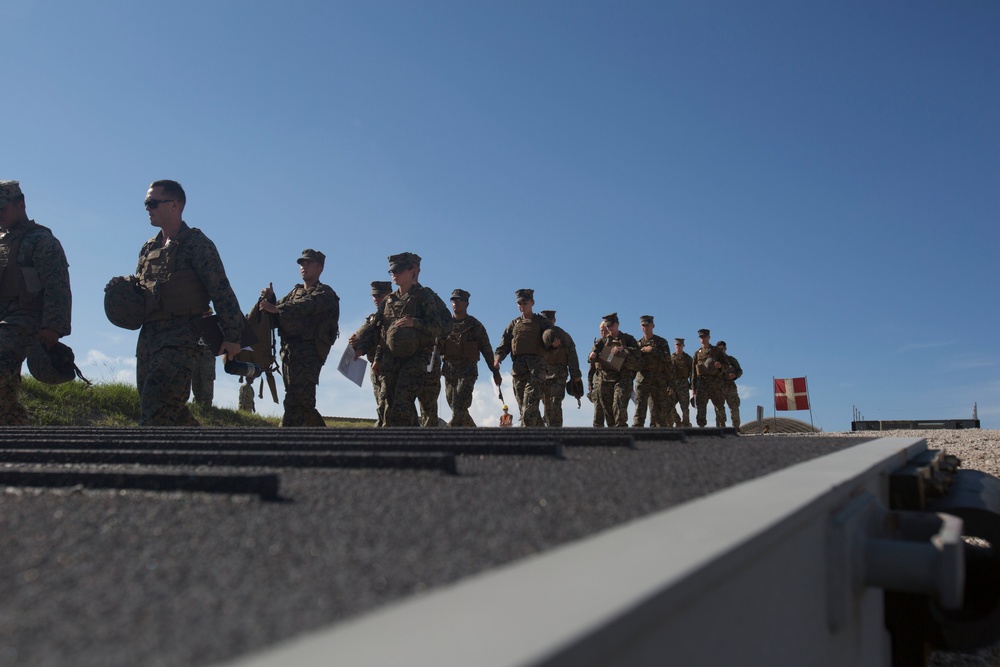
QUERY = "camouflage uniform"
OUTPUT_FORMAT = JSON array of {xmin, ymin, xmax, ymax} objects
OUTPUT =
[
  {"xmin": 0, "ymin": 185, "xmax": 72, "ymax": 425},
  {"xmin": 632, "ymin": 331, "xmax": 673, "ymax": 427},
  {"xmin": 588, "ymin": 359, "xmax": 609, "ymax": 427},
  {"xmin": 274, "ymin": 280, "xmax": 340, "ymax": 427},
  {"xmin": 691, "ymin": 330, "xmax": 727, "ymax": 428},
  {"xmin": 417, "ymin": 347, "xmax": 442, "ymax": 427},
  {"xmin": 719, "ymin": 348, "xmax": 743, "ymax": 428},
  {"xmin": 190, "ymin": 340, "xmax": 216, "ymax": 406},
  {"xmin": 494, "ymin": 293, "xmax": 550, "ymax": 427},
  {"xmin": 375, "ymin": 280, "xmax": 451, "ymax": 427},
  {"xmin": 540, "ymin": 324, "xmax": 582, "ymax": 428},
  {"xmin": 440, "ymin": 312, "xmax": 496, "ymax": 427},
  {"xmin": 135, "ymin": 223, "xmax": 243, "ymax": 426},
  {"xmin": 238, "ymin": 379, "xmax": 256, "ymax": 413},
  {"xmin": 668, "ymin": 345, "xmax": 693, "ymax": 427},
  {"xmin": 359, "ymin": 311, "xmax": 388, "ymax": 426},
  {"xmin": 590, "ymin": 326, "xmax": 639, "ymax": 428}
]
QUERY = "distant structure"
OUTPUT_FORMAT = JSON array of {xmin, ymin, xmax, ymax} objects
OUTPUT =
[
  {"xmin": 740, "ymin": 417, "xmax": 820, "ymax": 434},
  {"xmin": 850, "ymin": 404, "xmax": 981, "ymax": 431}
]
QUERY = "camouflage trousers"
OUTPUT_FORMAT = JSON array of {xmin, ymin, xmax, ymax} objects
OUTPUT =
[
  {"xmin": 0, "ymin": 323, "xmax": 34, "ymax": 425},
  {"xmin": 418, "ymin": 367, "xmax": 442, "ymax": 428},
  {"xmin": 137, "ymin": 334, "xmax": 200, "ymax": 426},
  {"xmin": 590, "ymin": 375, "xmax": 610, "ymax": 427},
  {"xmin": 511, "ymin": 368, "xmax": 546, "ymax": 427},
  {"xmin": 280, "ymin": 340, "xmax": 326, "ymax": 427},
  {"xmin": 598, "ymin": 372, "xmax": 634, "ymax": 428},
  {"xmin": 238, "ymin": 380, "xmax": 256, "ymax": 413},
  {"xmin": 382, "ymin": 350, "xmax": 432, "ymax": 427},
  {"xmin": 443, "ymin": 361, "xmax": 478, "ymax": 427},
  {"xmin": 722, "ymin": 382, "xmax": 741, "ymax": 428},
  {"xmin": 694, "ymin": 377, "xmax": 727, "ymax": 427},
  {"xmin": 667, "ymin": 380, "xmax": 692, "ymax": 427},
  {"xmin": 632, "ymin": 372, "xmax": 671, "ymax": 427},
  {"xmin": 542, "ymin": 369, "xmax": 568, "ymax": 428},
  {"xmin": 191, "ymin": 345, "xmax": 216, "ymax": 406},
  {"xmin": 370, "ymin": 367, "xmax": 387, "ymax": 427}
]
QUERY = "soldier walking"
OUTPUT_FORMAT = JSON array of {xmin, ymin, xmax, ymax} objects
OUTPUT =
[
  {"xmin": 632, "ymin": 315, "xmax": 673, "ymax": 427},
  {"xmin": 588, "ymin": 313, "xmax": 639, "ymax": 428},
  {"xmin": 538, "ymin": 310, "xmax": 582, "ymax": 428},
  {"xmin": 350, "ymin": 281, "xmax": 392, "ymax": 426},
  {"xmin": 439, "ymin": 289, "xmax": 500, "ymax": 427},
  {"xmin": 668, "ymin": 337, "xmax": 693, "ymax": 427},
  {"xmin": 691, "ymin": 328, "xmax": 727, "ymax": 428},
  {"xmin": 119, "ymin": 180, "xmax": 243, "ymax": 426},
  {"xmin": 259, "ymin": 249, "xmax": 340, "ymax": 427},
  {"xmin": 716, "ymin": 340, "xmax": 743, "ymax": 429},
  {"xmin": 372, "ymin": 253, "xmax": 451, "ymax": 427},
  {"xmin": 494, "ymin": 289, "xmax": 550, "ymax": 427},
  {"xmin": 0, "ymin": 181, "xmax": 72, "ymax": 425}
]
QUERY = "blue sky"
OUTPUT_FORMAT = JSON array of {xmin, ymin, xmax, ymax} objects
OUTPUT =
[{"xmin": 5, "ymin": 1, "xmax": 998, "ymax": 429}]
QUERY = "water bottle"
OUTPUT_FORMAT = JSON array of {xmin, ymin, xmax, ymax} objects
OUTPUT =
[{"xmin": 225, "ymin": 360, "xmax": 262, "ymax": 380}]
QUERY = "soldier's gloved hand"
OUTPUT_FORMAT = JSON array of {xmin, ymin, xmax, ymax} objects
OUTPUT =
[{"xmin": 219, "ymin": 341, "xmax": 242, "ymax": 359}]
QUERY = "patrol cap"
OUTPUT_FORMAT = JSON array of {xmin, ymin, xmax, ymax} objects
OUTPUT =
[
  {"xmin": 515, "ymin": 288, "xmax": 534, "ymax": 303},
  {"xmin": 0, "ymin": 180, "xmax": 23, "ymax": 208},
  {"xmin": 370, "ymin": 281, "xmax": 393, "ymax": 296},
  {"xmin": 639, "ymin": 315, "xmax": 654, "ymax": 325},
  {"xmin": 698, "ymin": 328, "xmax": 711, "ymax": 337},
  {"xmin": 716, "ymin": 340, "xmax": 727, "ymax": 347},
  {"xmin": 602, "ymin": 312, "xmax": 619, "ymax": 325},
  {"xmin": 451, "ymin": 289, "xmax": 470, "ymax": 302},
  {"xmin": 388, "ymin": 252, "xmax": 421, "ymax": 271},
  {"xmin": 539, "ymin": 309, "xmax": 555, "ymax": 319},
  {"xmin": 297, "ymin": 249, "xmax": 325, "ymax": 265},
  {"xmin": 674, "ymin": 338, "xmax": 685, "ymax": 345}
]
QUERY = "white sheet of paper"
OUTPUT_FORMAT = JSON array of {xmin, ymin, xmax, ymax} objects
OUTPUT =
[{"xmin": 338, "ymin": 345, "xmax": 368, "ymax": 387}]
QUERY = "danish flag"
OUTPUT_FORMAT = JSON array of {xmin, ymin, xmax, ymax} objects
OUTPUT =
[{"xmin": 774, "ymin": 377, "xmax": 809, "ymax": 411}]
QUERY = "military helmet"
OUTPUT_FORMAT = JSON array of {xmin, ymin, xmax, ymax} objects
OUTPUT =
[
  {"xmin": 104, "ymin": 276, "xmax": 145, "ymax": 330},
  {"xmin": 26, "ymin": 341, "xmax": 79, "ymax": 385},
  {"xmin": 386, "ymin": 323, "xmax": 420, "ymax": 358},
  {"xmin": 352, "ymin": 320, "xmax": 380, "ymax": 355},
  {"xmin": 542, "ymin": 328, "xmax": 560, "ymax": 348}
]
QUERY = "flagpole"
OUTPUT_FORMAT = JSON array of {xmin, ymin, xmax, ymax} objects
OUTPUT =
[
  {"xmin": 805, "ymin": 376, "xmax": 814, "ymax": 429},
  {"xmin": 772, "ymin": 376, "xmax": 776, "ymax": 423}
]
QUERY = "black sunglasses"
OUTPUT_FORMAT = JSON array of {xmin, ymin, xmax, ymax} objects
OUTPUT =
[{"xmin": 144, "ymin": 198, "xmax": 176, "ymax": 210}]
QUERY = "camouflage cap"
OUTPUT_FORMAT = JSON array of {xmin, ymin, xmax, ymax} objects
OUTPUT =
[
  {"xmin": 716, "ymin": 340, "xmax": 727, "ymax": 347},
  {"xmin": 0, "ymin": 180, "xmax": 23, "ymax": 208},
  {"xmin": 297, "ymin": 249, "xmax": 325, "ymax": 265},
  {"xmin": 602, "ymin": 312, "xmax": 619, "ymax": 325},
  {"xmin": 639, "ymin": 315, "xmax": 654, "ymax": 325},
  {"xmin": 697, "ymin": 328, "xmax": 711, "ymax": 337},
  {"xmin": 515, "ymin": 288, "xmax": 534, "ymax": 303},
  {"xmin": 388, "ymin": 252, "xmax": 421, "ymax": 271},
  {"xmin": 674, "ymin": 338, "xmax": 685, "ymax": 345},
  {"xmin": 370, "ymin": 281, "xmax": 393, "ymax": 296},
  {"xmin": 451, "ymin": 288, "xmax": 470, "ymax": 301},
  {"xmin": 539, "ymin": 309, "xmax": 556, "ymax": 319}
]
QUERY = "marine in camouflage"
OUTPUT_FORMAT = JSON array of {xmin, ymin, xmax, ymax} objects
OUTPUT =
[
  {"xmin": 691, "ymin": 329, "xmax": 727, "ymax": 428},
  {"xmin": 440, "ymin": 310, "xmax": 496, "ymax": 427},
  {"xmin": 273, "ymin": 274, "xmax": 340, "ymax": 427},
  {"xmin": 539, "ymin": 320, "xmax": 582, "ymax": 429},
  {"xmin": 494, "ymin": 291, "xmax": 550, "ymax": 427},
  {"xmin": 589, "ymin": 315, "xmax": 639, "ymax": 428},
  {"xmin": 632, "ymin": 325, "xmax": 673, "ymax": 428},
  {"xmin": 375, "ymin": 257, "xmax": 451, "ymax": 427},
  {"xmin": 0, "ymin": 181, "xmax": 72, "ymax": 425},
  {"xmin": 134, "ymin": 221, "xmax": 243, "ymax": 426},
  {"xmin": 717, "ymin": 342, "xmax": 743, "ymax": 429},
  {"xmin": 668, "ymin": 344, "xmax": 693, "ymax": 427}
]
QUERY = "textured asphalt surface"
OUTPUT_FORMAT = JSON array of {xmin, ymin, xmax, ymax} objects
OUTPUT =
[{"xmin": 0, "ymin": 428, "xmax": 865, "ymax": 667}]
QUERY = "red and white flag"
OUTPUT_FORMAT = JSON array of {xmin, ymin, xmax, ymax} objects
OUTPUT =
[{"xmin": 774, "ymin": 377, "xmax": 809, "ymax": 411}]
